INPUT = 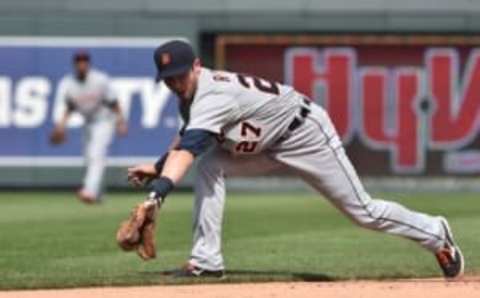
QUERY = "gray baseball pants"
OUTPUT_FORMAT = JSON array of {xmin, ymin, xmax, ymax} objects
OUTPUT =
[
  {"xmin": 82, "ymin": 119, "xmax": 115, "ymax": 198},
  {"xmin": 190, "ymin": 103, "xmax": 446, "ymax": 271}
]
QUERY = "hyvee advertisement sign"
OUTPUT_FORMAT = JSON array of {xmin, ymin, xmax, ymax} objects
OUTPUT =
[{"xmin": 216, "ymin": 35, "xmax": 480, "ymax": 176}]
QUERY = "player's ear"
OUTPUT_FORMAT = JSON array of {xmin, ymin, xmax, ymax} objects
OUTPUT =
[
  {"xmin": 193, "ymin": 58, "xmax": 201, "ymax": 69},
  {"xmin": 192, "ymin": 59, "xmax": 202, "ymax": 76}
]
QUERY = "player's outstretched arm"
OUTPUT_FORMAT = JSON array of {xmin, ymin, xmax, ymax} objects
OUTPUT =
[
  {"xmin": 49, "ymin": 109, "xmax": 72, "ymax": 145},
  {"xmin": 160, "ymin": 129, "xmax": 215, "ymax": 184},
  {"xmin": 160, "ymin": 149, "xmax": 195, "ymax": 184},
  {"xmin": 148, "ymin": 129, "xmax": 215, "ymax": 203},
  {"xmin": 145, "ymin": 149, "xmax": 194, "ymax": 206}
]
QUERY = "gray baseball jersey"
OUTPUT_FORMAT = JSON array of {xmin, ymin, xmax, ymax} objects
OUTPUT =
[
  {"xmin": 181, "ymin": 67, "xmax": 448, "ymax": 272},
  {"xmin": 184, "ymin": 67, "xmax": 305, "ymax": 155},
  {"xmin": 61, "ymin": 68, "xmax": 117, "ymax": 123}
]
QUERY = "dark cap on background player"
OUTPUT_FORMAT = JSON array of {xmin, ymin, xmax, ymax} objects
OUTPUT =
[
  {"xmin": 154, "ymin": 40, "xmax": 196, "ymax": 82},
  {"xmin": 72, "ymin": 50, "xmax": 91, "ymax": 81},
  {"xmin": 72, "ymin": 50, "xmax": 91, "ymax": 63}
]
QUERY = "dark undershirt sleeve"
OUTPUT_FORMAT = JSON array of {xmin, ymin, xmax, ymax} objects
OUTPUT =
[{"xmin": 178, "ymin": 129, "xmax": 216, "ymax": 157}]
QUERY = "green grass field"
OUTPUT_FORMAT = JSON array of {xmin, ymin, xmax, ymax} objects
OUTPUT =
[{"xmin": 0, "ymin": 190, "xmax": 478, "ymax": 289}]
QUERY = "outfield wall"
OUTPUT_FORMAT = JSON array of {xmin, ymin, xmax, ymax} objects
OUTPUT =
[
  {"xmin": 2, "ymin": 35, "xmax": 480, "ymax": 189},
  {"xmin": 1, "ymin": 1, "xmax": 480, "ymax": 189}
]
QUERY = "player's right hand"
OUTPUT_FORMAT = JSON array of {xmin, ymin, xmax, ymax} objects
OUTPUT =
[
  {"xmin": 127, "ymin": 164, "xmax": 157, "ymax": 187},
  {"xmin": 49, "ymin": 126, "xmax": 66, "ymax": 145}
]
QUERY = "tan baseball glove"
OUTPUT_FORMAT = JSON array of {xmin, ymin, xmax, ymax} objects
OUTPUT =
[
  {"xmin": 49, "ymin": 127, "xmax": 66, "ymax": 145},
  {"xmin": 116, "ymin": 199, "xmax": 159, "ymax": 260}
]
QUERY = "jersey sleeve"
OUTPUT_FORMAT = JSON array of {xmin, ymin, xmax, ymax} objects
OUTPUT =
[
  {"xmin": 104, "ymin": 80, "xmax": 117, "ymax": 103},
  {"xmin": 186, "ymin": 93, "xmax": 237, "ymax": 134},
  {"xmin": 98, "ymin": 72, "xmax": 117, "ymax": 104},
  {"xmin": 57, "ymin": 77, "xmax": 76, "ymax": 111}
]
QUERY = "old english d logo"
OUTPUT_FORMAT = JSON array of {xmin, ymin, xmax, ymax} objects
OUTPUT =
[{"xmin": 161, "ymin": 53, "xmax": 171, "ymax": 65}]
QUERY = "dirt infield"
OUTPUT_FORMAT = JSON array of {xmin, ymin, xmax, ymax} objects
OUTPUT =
[{"xmin": 1, "ymin": 278, "xmax": 479, "ymax": 298}]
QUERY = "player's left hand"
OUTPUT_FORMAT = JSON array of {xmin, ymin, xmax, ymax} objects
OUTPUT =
[{"xmin": 116, "ymin": 120, "xmax": 128, "ymax": 136}]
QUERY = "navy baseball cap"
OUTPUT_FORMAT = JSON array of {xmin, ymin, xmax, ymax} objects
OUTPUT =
[
  {"xmin": 73, "ymin": 50, "xmax": 90, "ymax": 62},
  {"xmin": 154, "ymin": 40, "xmax": 196, "ymax": 82}
]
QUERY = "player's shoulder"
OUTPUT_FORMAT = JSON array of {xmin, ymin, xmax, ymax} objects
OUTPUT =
[
  {"xmin": 62, "ymin": 73, "xmax": 74, "ymax": 82},
  {"xmin": 60, "ymin": 73, "xmax": 76, "ymax": 88},
  {"xmin": 190, "ymin": 68, "xmax": 238, "ymax": 110},
  {"xmin": 210, "ymin": 69, "xmax": 237, "ymax": 83},
  {"xmin": 197, "ymin": 67, "xmax": 239, "ymax": 96},
  {"xmin": 89, "ymin": 68, "xmax": 110, "ymax": 81}
]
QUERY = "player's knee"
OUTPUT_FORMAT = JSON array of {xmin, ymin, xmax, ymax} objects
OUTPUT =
[
  {"xmin": 341, "ymin": 199, "xmax": 375, "ymax": 227},
  {"xmin": 348, "ymin": 200, "xmax": 387, "ymax": 230},
  {"xmin": 351, "ymin": 214, "xmax": 381, "ymax": 229}
]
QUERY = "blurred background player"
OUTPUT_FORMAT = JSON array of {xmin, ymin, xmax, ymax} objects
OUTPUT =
[{"xmin": 50, "ymin": 50, "xmax": 128, "ymax": 204}]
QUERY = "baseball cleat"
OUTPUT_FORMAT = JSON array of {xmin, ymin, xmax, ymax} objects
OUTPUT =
[
  {"xmin": 174, "ymin": 262, "xmax": 225, "ymax": 278},
  {"xmin": 435, "ymin": 217, "xmax": 464, "ymax": 279}
]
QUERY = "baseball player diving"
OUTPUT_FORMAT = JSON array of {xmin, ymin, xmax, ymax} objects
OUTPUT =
[
  {"xmin": 50, "ymin": 51, "xmax": 128, "ymax": 204},
  {"xmin": 121, "ymin": 40, "xmax": 464, "ymax": 279}
]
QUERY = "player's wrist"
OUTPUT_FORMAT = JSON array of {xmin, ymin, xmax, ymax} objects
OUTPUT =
[{"xmin": 148, "ymin": 176, "xmax": 175, "ymax": 204}]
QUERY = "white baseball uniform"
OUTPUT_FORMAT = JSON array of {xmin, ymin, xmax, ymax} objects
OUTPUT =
[
  {"xmin": 179, "ymin": 67, "xmax": 447, "ymax": 271},
  {"xmin": 59, "ymin": 68, "xmax": 117, "ymax": 198}
]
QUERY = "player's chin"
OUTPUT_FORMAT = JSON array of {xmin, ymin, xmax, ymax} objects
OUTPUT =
[
  {"xmin": 172, "ymin": 90, "xmax": 185, "ymax": 98},
  {"xmin": 178, "ymin": 93, "xmax": 191, "ymax": 101}
]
